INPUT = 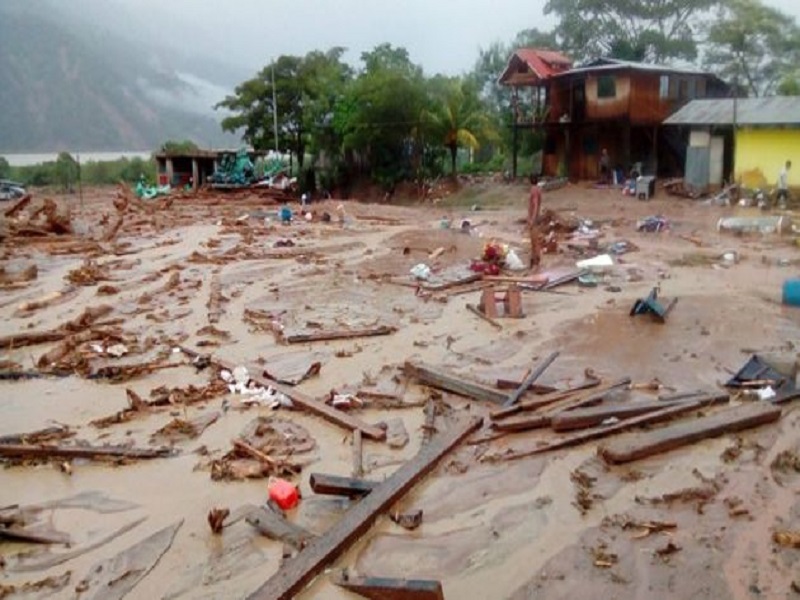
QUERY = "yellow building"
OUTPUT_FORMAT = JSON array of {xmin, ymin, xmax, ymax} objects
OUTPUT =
[{"xmin": 665, "ymin": 96, "xmax": 800, "ymax": 192}]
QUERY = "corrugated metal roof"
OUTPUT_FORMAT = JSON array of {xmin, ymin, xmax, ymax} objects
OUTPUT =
[
  {"xmin": 664, "ymin": 97, "xmax": 800, "ymax": 125},
  {"xmin": 552, "ymin": 60, "xmax": 713, "ymax": 78},
  {"xmin": 498, "ymin": 48, "xmax": 573, "ymax": 85}
]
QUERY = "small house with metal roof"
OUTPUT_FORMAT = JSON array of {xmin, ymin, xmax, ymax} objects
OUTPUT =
[{"xmin": 664, "ymin": 96, "xmax": 800, "ymax": 190}]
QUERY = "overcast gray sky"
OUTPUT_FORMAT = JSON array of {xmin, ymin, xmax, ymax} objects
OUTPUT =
[{"xmin": 121, "ymin": 0, "xmax": 800, "ymax": 76}]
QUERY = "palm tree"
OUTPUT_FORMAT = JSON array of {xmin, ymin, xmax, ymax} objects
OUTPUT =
[{"xmin": 423, "ymin": 79, "xmax": 490, "ymax": 177}]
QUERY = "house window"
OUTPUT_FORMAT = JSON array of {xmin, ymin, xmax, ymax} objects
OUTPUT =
[
  {"xmin": 597, "ymin": 75, "xmax": 617, "ymax": 98},
  {"xmin": 659, "ymin": 75, "xmax": 670, "ymax": 99}
]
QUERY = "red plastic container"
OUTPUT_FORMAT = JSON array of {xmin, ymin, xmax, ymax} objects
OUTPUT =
[{"xmin": 268, "ymin": 478, "xmax": 299, "ymax": 510}]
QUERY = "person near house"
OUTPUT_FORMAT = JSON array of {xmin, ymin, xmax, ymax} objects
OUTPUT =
[
  {"xmin": 527, "ymin": 175, "xmax": 543, "ymax": 268},
  {"xmin": 599, "ymin": 148, "xmax": 611, "ymax": 184},
  {"xmin": 777, "ymin": 160, "xmax": 792, "ymax": 207}
]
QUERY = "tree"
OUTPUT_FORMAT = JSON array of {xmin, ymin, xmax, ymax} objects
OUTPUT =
[
  {"xmin": 778, "ymin": 76, "xmax": 800, "ymax": 96},
  {"xmin": 544, "ymin": 0, "xmax": 716, "ymax": 63},
  {"xmin": 423, "ymin": 78, "xmax": 492, "ymax": 176},
  {"xmin": 334, "ymin": 44, "xmax": 428, "ymax": 186},
  {"xmin": 160, "ymin": 140, "xmax": 199, "ymax": 154},
  {"xmin": 0, "ymin": 156, "xmax": 10, "ymax": 179},
  {"xmin": 54, "ymin": 151, "xmax": 78, "ymax": 192},
  {"xmin": 217, "ymin": 49, "xmax": 351, "ymax": 170},
  {"xmin": 703, "ymin": 0, "xmax": 800, "ymax": 96}
]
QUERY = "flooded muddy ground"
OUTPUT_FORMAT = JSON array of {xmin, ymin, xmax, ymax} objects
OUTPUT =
[{"xmin": 1, "ymin": 183, "xmax": 799, "ymax": 599}]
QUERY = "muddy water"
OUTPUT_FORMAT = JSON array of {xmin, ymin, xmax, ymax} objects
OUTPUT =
[{"xmin": 1, "ymin": 187, "xmax": 799, "ymax": 599}]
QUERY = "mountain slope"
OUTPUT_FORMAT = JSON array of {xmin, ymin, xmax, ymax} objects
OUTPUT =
[{"xmin": 0, "ymin": 4, "xmax": 239, "ymax": 153}]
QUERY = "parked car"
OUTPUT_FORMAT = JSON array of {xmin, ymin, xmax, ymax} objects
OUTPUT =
[{"xmin": 0, "ymin": 179, "xmax": 26, "ymax": 201}]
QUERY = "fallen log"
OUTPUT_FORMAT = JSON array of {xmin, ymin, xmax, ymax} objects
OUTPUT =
[
  {"xmin": 599, "ymin": 401, "xmax": 781, "ymax": 464},
  {"xmin": 332, "ymin": 571, "xmax": 444, "ymax": 600},
  {"xmin": 309, "ymin": 473, "xmax": 377, "ymax": 498},
  {"xmin": 499, "ymin": 393, "xmax": 730, "ymax": 461},
  {"xmin": 181, "ymin": 347, "xmax": 387, "ymax": 441},
  {"xmin": 551, "ymin": 399, "xmax": 695, "ymax": 432},
  {"xmin": 0, "ymin": 443, "xmax": 174, "ymax": 461},
  {"xmin": 246, "ymin": 416, "xmax": 482, "ymax": 600},
  {"xmin": 502, "ymin": 351, "xmax": 560, "ymax": 407},
  {"xmin": 466, "ymin": 303, "xmax": 502, "ymax": 330},
  {"xmin": 246, "ymin": 503, "xmax": 316, "ymax": 551},
  {"xmin": 284, "ymin": 325, "xmax": 397, "ymax": 344},
  {"xmin": 404, "ymin": 361, "xmax": 508, "ymax": 405}
]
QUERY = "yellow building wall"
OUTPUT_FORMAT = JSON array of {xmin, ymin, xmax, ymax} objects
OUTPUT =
[{"xmin": 735, "ymin": 128, "xmax": 800, "ymax": 189}]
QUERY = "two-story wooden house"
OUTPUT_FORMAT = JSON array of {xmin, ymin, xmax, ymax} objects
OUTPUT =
[{"xmin": 500, "ymin": 54, "xmax": 729, "ymax": 180}]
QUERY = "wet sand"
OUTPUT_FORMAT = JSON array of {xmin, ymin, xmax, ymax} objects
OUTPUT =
[{"xmin": 1, "ymin": 184, "xmax": 799, "ymax": 599}]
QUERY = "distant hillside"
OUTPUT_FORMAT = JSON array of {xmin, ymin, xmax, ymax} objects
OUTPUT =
[{"xmin": 0, "ymin": 2, "xmax": 240, "ymax": 153}]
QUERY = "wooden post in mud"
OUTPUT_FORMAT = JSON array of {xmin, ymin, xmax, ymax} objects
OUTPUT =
[{"xmin": 246, "ymin": 417, "xmax": 482, "ymax": 600}]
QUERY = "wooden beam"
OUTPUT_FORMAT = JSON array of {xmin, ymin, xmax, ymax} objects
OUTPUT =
[
  {"xmin": 500, "ymin": 393, "xmax": 729, "ymax": 461},
  {"xmin": 551, "ymin": 399, "xmax": 704, "ymax": 432},
  {"xmin": 466, "ymin": 303, "xmax": 502, "ymax": 330},
  {"xmin": 404, "ymin": 361, "xmax": 508, "ymax": 405},
  {"xmin": 352, "ymin": 430, "xmax": 363, "ymax": 477},
  {"xmin": 309, "ymin": 473, "xmax": 377, "ymax": 498},
  {"xmin": 246, "ymin": 417, "xmax": 482, "ymax": 600},
  {"xmin": 332, "ymin": 572, "xmax": 444, "ymax": 600},
  {"xmin": 262, "ymin": 379, "xmax": 387, "ymax": 442},
  {"xmin": 599, "ymin": 401, "xmax": 781, "ymax": 464},
  {"xmin": 502, "ymin": 351, "xmax": 560, "ymax": 407},
  {"xmin": 284, "ymin": 325, "xmax": 397, "ymax": 344},
  {"xmin": 0, "ymin": 443, "xmax": 173, "ymax": 461},
  {"xmin": 489, "ymin": 377, "xmax": 609, "ymax": 421},
  {"xmin": 492, "ymin": 414, "xmax": 550, "ymax": 432},
  {"xmin": 180, "ymin": 348, "xmax": 386, "ymax": 441}
]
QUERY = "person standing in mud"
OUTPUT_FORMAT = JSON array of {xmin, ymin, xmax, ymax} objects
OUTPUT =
[{"xmin": 527, "ymin": 175, "xmax": 543, "ymax": 268}]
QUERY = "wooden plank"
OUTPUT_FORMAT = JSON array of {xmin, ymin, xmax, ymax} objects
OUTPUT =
[
  {"xmin": 352, "ymin": 430, "xmax": 363, "ymax": 477},
  {"xmin": 181, "ymin": 348, "xmax": 387, "ymax": 441},
  {"xmin": 246, "ymin": 416, "xmax": 482, "ymax": 600},
  {"xmin": 246, "ymin": 504, "xmax": 316, "ymax": 551},
  {"xmin": 405, "ymin": 361, "xmax": 508, "ymax": 405},
  {"xmin": 309, "ymin": 473, "xmax": 377, "ymax": 498},
  {"xmin": 502, "ymin": 351, "xmax": 560, "ymax": 407},
  {"xmin": 0, "ymin": 444, "xmax": 173, "ymax": 461},
  {"xmin": 551, "ymin": 399, "xmax": 692, "ymax": 432},
  {"xmin": 501, "ymin": 393, "xmax": 730, "ymax": 461},
  {"xmin": 466, "ymin": 303, "xmax": 502, "ymax": 330},
  {"xmin": 284, "ymin": 325, "xmax": 396, "ymax": 344},
  {"xmin": 492, "ymin": 414, "xmax": 550, "ymax": 432},
  {"xmin": 599, "ymin": 402, "xmax": 782, "ymax": 464},
  {"xmin": 332, "ymin": 572, "xmax": 444, "ymax": 600},
  {"xmin": 261, "ymin": 379, "xmax": 387, "ymax": 442},
  {"xmin": 421, "ymin": 273, "xmax": 482, "ymax": 292},
  {"xmin": 489, "ymin": 378, "xmax": 607, "ymax": 421}
]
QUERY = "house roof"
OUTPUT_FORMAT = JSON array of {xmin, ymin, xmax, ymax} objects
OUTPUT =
[
  {"xmin": 664, "ymin": 97, "xmax": 800, "ymax": 126},
  {"xmin": 498, "ymin": 48, "xmax": 573, "ymax": 86},
  {"xmin": 552, "ymin": 58, "xmax": 716, "ymax": 79}
]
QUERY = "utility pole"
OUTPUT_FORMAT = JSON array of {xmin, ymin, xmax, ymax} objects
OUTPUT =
[
  {"xmin": 76, "ymin": 152, "xmax": 84, "ymax": 211},
  {"xmin": 271, "ymin": 64, "xmax": 279, "ymax": 153}
]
